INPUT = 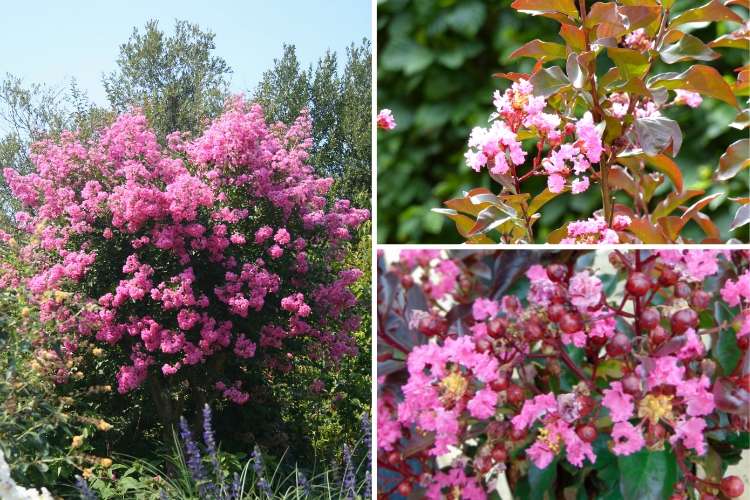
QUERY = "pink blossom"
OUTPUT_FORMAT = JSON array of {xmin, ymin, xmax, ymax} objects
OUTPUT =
[
  {"xmin": 568, "ymin": 271, "xmax": 602, "ymax": 312},
  {"xmin": 472, "ymin": 298, "xmax": 499, "ymax": 321},
  {"xmin": 676, "ymin": 375, "xmax": 714, "ymax": 417},
  {"xmin": 678, "ymin": 328, "xmax": 705, "ymax": 360},
  {"xmin": 602, "ymin": 381, "xmax": 634, "ymax": 422},
  {"xmin": 674, "ymin": 90, "xmax": 702, "ymax": 108},
  {"xmin": 512, "ymin": 392, "xmax": 557, "ymax": 430},
  {"xmin": 467, "ymin": 388, "xmax": 498, "ymax": 419},
  {"xmin": 571, "ymin": 176, "xmax": 590, "ymax": 194},
  {"xmin": 611, "ymin": 422, "xmax": 645, "ymax": 456},
  {"xmin": 561, "ymin": 215, "xmax": 625, "ymax": 244},
  {"xmin": 426, "ymin": 467, "xmax": 486, "ymax": 500},
  {"xmin": 721, "ymin": 270, "xmax": 750, "ymax": 307},
  {"xmin": 670, "ymin": 417, "xmax": 707, "ymax": 455},
  {"xmin": 377, "ymin": 108, "xmax": 396, "ymax": 130}
]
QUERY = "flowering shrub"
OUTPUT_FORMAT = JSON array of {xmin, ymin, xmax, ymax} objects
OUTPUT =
[
  {"xmin": 423, "ymin": 0, "xmax": 750, "ymax": 243},
  {"xmin": 377, "ymin": 249, "xmax": 750, "ymax": 499},
  {"xmin": 1, "ymin": 97, "xmax": 368, "ymax": 427}
]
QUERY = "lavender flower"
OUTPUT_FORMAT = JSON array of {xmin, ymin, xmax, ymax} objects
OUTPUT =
[
  {"xmin": 75, "ymin": 475, "xmax": 97, "ymax": 500},
  {"xmin": 202, "ymin": 404, "xmax": 223, "ymax": 496},
  {"xmin": 230, "ymin": 472, "xmax": 241, "ymax": 500},
  {"xmin": 297, "ymin": 471, "xmax": 311, "ymax": 496},
  {"xmin": 342, "ymin": 443, "xmax": 356, "ymax": 499},
  {"xmin": 179, "ymin": 416, "xmax": 207, "ymax": 492},
  {"xmin": 252, "ymin": 446, "xmax": 272, "ymax": 498},
  {"xmin": 361, "ymin": 413, "xmax": 372, "ymax": 499}
]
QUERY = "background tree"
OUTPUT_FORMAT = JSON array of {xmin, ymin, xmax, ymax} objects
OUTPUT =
[
  {"xmin": 103, "ymin": 19, "xmax": 231, "ymax": 138},
  {"xmin": 253, "ymin": 41, "xmax": 372, "ymax": 206}
]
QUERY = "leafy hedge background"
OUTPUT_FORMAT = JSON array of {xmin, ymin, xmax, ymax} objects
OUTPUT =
[{"xmin": 376, "ymin": 0, "xmax": 749, "ymax": 243}]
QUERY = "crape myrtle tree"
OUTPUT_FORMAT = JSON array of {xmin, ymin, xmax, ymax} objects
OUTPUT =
[
  {"xmin": 423, "ymin": 0, "xmax": 750, "ymax": 243},
  {"xmin": 1, "ymin": 95, "xmax": 370, "ymax": 446},
  {"xmin": 377, "ymin": 249, "xmax": 750, "ymax": 499}
]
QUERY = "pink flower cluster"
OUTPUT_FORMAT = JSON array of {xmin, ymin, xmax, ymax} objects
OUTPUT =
[
  {"xmin": 561, "ymin": 214, "xmax": 631, "ymax": 244},
  {"xmin": 398, "ymin": 336, "xmax": 500, "ymax": 455},
  {"xmin": 4, "ymin": 98, "xmax": 369, "ymax": 404},
  {"xmin": 378, "ymin": 251, "xmax": 750, "ymax": 496},
  {"xmin": 465, "ymin": 79, "xmax": 604, "ymax": 195}
]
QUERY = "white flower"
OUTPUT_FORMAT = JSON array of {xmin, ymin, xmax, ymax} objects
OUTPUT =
[{"xmin": 0, "ymin": 449, "xmax": 54, "ymax": 500}]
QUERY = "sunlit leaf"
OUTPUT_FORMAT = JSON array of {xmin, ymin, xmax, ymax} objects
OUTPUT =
[
  {"xmin": 607, "ymin": 48, "xmax": 650, "ymax": 80},
  {"xmin": 670, "ymin": 0, "xmax": 743, "ymax": 27},
  {"xmin": 652, "ymin": 189, "xmax": 704, "ymax": 219},
  {"xmin": 618, "ymin": 152, "xmax": 684, "ymax": 192},
  {"xmin": 649, "ymin": 65, "xmax": 739, "ymax": 108},
  {"xmin": 510, "ymin": 39, "xmax": 567, "ymax": 62},
  {"xmin": 511, "ymin": 0, "xmax": 579, "ymax": 19},
  {"xmin": 628, "ymin": 217, "xmax": 667, "ymax": 243},
  {"xmin": 730, "ymin": 109, "xmax": 750, "ymax": 130},
  {"xmin": 530, "ymin": 65, "xmax": 570, "ymax": 97},
  {"xmin": 528, "ymin": 188, "xmax": 560, "ymax": 215},
  {"xmin": 659, "ymin": 32, "xmax": 720, "ymax": 64},
  {"xmin": 716, "ymin": 139, "xmax": 750, "ymax": 181},
  {"xmin": 730, "ymin": 204, "xmax": 750, "ymax": 231},
  {"xmin": 560, "ymin": 24, "xmax": 586, "ymax": 52}
]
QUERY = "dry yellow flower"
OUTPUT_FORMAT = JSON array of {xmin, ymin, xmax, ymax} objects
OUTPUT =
[
  {"xmin": 96, "ymin": 420, "xmax": 113, "ymax": 432},
  {"xmin": 92, "ymin": 347, "xmax": 104, "ymax": 358},
  {"xmin": 82, "ymin": 468, "xmax": 93, "ymax": 478},
  {"xmin": 71, "ymin": 435, "xmax": 84, "ymax": 448},
  {"xmin": 99, "ymin": 458, "xmax": 113, "ymax": 468}
]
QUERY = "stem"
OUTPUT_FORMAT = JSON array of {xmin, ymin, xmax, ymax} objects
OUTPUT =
[
  {"xmin": 557, "ymin": 340, "xmax": 595, "ymax": 391},
  {"xmin": 600, "ymin": 152, "xmax": 614, "ymax": 224}
]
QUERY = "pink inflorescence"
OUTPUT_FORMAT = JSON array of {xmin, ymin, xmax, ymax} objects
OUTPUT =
[{"xmin": 465, "ymin": 79, "xmax": 604, "ymax": 195}]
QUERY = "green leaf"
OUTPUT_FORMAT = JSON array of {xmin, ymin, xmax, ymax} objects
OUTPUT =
[
  {"xmin": 607, "ymin": 48, "xmax": 650, "ymax": 81},
  {"xmin": 510, "ymin": 39, "xmax": 567, "ymax": 62},
  {"xmin": 716, "ymin": 139, "xmax": 750, "ymax": 181},
  {"xmin": 528, "ymin": 188, "xmax": 560, "ymax": 215},
  {"xmin": 618, "ymin": 448, "xmax": 677, "ymax": 500},
  {"xmin": 659, "ymin": 32, "xmax": 720, "ymax": 64},
  {"xmin": 528, "ymin": 458, "xmax": 558, "ymax": 500},
  {"xmin": 729, "ymin": 108, "xmax": 750, "ymax": 130},
  {"xmin": 670, "ymin": 0, "xmax": 744, "ymax": 27},
  {"xmin": 530, "ymin": 65, "xmax": 570, "ymax": 97},
  {"xmin": 731, "ymin": 204, "xmax": 750, "ymax": 231},
  {"xmin": 444, "ymin": 2, "xmax": 487, "ymax": 37},
  {"xmin": 713, "ymin": 327, "xmax": 741, "ymax": 375},
  {"xmin": 649, "ymin": 65, "xmax": 739, "ymax": 108},
  {"xmin": 634, "ymin": 116, "xmax": 682, "ymax": 156},
  {"xmin": 380, "ymin": 39, "xmax": 434, "ymax": 75}
]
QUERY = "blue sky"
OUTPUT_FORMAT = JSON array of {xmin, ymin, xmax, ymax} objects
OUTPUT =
[{"xmin": 0, "ymin": 0, "xmax": 371, "ymax": 106}]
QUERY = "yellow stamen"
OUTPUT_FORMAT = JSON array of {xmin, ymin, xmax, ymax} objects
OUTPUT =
[
  {"xmin": 638, "ymin": 394, "xmax": 674, "ymax": 425},
  {"xmin": 538, "ymin": 427, "xmax": 561, "ymax": 453},
  {"xmin": 440, "ymin": 372, "xmax": 468, "ymax": 401}
]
